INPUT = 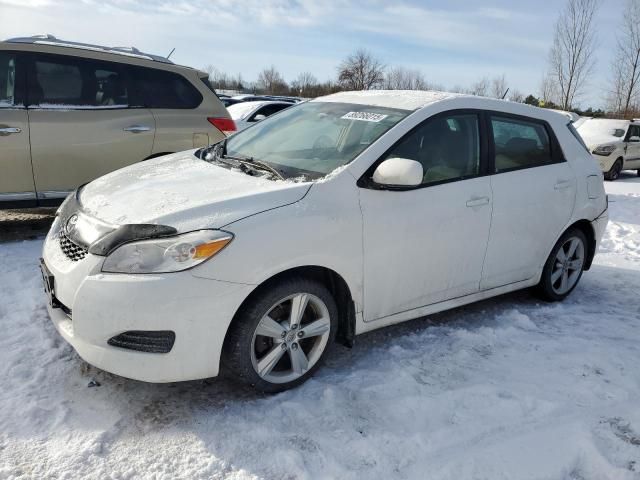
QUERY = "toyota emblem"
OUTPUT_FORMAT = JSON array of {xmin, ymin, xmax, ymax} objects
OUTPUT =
[{"xmin": 65, "ymin": 214, "xmax": 79, "ymax": 235}]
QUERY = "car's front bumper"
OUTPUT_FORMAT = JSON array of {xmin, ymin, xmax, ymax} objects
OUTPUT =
[{"xmin": 42, "ymin": 221, "xmax": 254, "ymax": 383}]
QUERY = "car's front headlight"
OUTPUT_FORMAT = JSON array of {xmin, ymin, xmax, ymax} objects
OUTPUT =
[
  {"xmin": 101, "ymin": 230, "xmax": 233, "ymax": 274},
  {"xmin": 593, "ymin": 144, "xmax": 616, "ymax": 155}
]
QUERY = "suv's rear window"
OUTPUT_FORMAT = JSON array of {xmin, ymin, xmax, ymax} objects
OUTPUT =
[
  {"xmin": 28, "ymin": 54, "xmax": 129, "ymax": 109},
  {"xmin": 130, "ymin": 67, "xmax": 202, "ymax": 109}
]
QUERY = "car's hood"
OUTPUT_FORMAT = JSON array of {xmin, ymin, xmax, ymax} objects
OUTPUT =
[{"xmin": 79, "ymin": 151, "xmax": 312, "ymax": 231}]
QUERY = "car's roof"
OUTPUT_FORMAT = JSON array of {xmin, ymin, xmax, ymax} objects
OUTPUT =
[
  {"xmin": 315, "ymin": 90, "xmax": 462, "ymax": 110},
  {"xmin": 313, "ymin": 90, "xmax": 580, "ymax": 128},
  {"xmin": 227, "ymin": 100, "xmax": 291, "ymax": 119}
]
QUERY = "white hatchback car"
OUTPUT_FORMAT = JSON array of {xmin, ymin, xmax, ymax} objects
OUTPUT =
[
  {"xmin": 577, "ymin": 118, "xmax": 640, "ymax": 180},
  {"xmin": 41, "ymin": 91, "xmax": 608, "ymax": 392}
]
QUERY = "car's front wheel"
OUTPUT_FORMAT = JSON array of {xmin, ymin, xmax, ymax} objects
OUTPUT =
[
  {"xmin": 223, "ymin": 277, "xmax": 338, "ymax": 392},
  {"xmin": 604, "ymin": 158, "xmax": 623, "ymax": 181},
  {"xmin": 537, "ymin": 228, "xmax": 587, "ymax": 301}
]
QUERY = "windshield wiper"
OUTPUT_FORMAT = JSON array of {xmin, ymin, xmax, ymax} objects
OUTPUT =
[
  {"xmin": 201, "ymin": 139, "xmax": 285, "ymax": 181},
  {"xmin": 223, "ymin": 154, "xmax": 286, "ymax": 181}
]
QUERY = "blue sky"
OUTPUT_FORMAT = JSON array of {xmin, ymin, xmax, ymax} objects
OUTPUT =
[{"xmin": 0, "ymin": 0, "xmax": 623, "ymax": 107}]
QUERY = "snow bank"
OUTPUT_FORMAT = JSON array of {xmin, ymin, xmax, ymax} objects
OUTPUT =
[{"xmin": 1, "ymin": 175, "xmax": 640, "ymax": 479}]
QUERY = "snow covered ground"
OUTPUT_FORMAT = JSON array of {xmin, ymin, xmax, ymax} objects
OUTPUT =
[{"xmin": 1, "ymin": 173, "xmax": 640, "ymax": 480}]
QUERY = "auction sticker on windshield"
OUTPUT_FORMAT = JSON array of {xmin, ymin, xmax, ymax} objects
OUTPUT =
[{"xmin": 341, "ymin": 111, "xmax": 388, "ymax": 122}]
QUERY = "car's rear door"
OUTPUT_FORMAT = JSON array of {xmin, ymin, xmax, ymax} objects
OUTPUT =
[
  {"xmin": 0, "ymin": 50, "xmax": 34, "ymax": 203},
  {"xmin": 481, "ymin": 113, "xmax": 576, "ymax": 290},
  {"xmin": 26, "ymin": 52, "xmax": 155, "ymax": 199},
  {"xmin": 359, "ymin": 111, "xmax": 493, "ymax": 321}
]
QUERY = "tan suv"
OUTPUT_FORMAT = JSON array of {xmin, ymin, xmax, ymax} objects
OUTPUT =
[{"xmin": 0, "ymin": 35, "xmax": 234, "ymax": 208}]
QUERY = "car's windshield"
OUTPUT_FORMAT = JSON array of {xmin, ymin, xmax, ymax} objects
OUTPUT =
[{"xmin": 224, "ymin": 101, "xmax": 409, "ymax": 180}]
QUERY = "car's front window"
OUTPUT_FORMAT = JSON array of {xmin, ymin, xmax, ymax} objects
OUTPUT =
[{"xmin": 225, "ymin": 102, "xmax": 409, "ymax": 180}]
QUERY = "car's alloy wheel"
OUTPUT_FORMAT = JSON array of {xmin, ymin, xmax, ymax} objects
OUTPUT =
[
  {"xmin": 605, "ymin": 159, "xmax": 623, "ymax": 181},
  {"xmin": 250, "ymin": 293, "xmax": 331, "ymax": 384},
  {"xmin": 223, "ymin": 277, "xmax": 337, "ymax": 392},
  {"xmin": 537, "ymin": 228, "xmax": 587, "ymax": 301},
  {"xmin": 550, "ymin": 236, "xmax": 585, "ymax": 295}
]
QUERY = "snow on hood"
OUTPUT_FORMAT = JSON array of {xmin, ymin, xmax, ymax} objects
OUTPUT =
[
  {"xmin": 79, "ymin": 151, "xmax": 312, "ymax": 231},
  {"xmin": 577, "ymin": 119, "xmax": 628, "ymax": 149}
]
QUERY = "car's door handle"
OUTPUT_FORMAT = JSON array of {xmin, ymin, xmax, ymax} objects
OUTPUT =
[
  {"xmin": 123, "ymin": 125, "xmax": 152, "ymax": 133},
  {"xmin": 0, "ymin": 127, "xmax": 21, "ymax": 135},
  {"xmin": 466, "ymin": 197, "xmax": 490, "ymax": 207},
  {"xmin": 554, "ymin": 180, "xmax": 571, "ymax": 190}
]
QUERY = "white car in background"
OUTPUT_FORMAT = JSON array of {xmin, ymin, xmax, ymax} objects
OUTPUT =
[
  {"xmin": 226, "ymin": 100, "xmax": 292, "ymax": 131},
  {"xmin": 577, "ymin": 118, "xmax": 640, "ymax": 180},
  {"xmin": 41, "ymin": 90, "xmax": 608, "ymax": 392}
]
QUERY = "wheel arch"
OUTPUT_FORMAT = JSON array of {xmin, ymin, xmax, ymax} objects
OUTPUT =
[
  {"xmin": 565, "ymin": 219, "xmax": 597, "ymax": 270},
  {"xmin": 224, "ymin": 265, "xmax": 356, "ymax": 350}
]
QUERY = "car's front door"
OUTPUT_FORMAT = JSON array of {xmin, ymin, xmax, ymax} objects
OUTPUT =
[
  {"xmin": 26, "ymin": 52, "xmax": 155, "ymax": 199},
  {"xmin": 0, "ymin": 51, "xmax": 34, "ymax": 203},
  {"xmin": 481, "ymin": 114, "xmax": 576, "ymax": 290},
  {"xmin": 624, "ymin": 124, "xmax": 640, "ymax": 169},
  {"xmin": 359, "ymin": 111, "xmax": 493, "ymax": 322}
]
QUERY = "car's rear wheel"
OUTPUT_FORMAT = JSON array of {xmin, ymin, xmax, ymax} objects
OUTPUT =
[
  {"xmin": 223, "ymin": 277, "xmax": 337, "ymax": 393},
  {"xmin": 537, "ymin": 228, "xmax": 587, "ymax": 301},
  {"xmin": 604, "ymin": 158, "xmax": 623, "ymax": 181}
]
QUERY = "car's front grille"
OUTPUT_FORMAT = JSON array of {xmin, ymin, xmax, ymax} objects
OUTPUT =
[{"xmin": 59, "ymin": 232, "xmax": 88, "ymax": 262}]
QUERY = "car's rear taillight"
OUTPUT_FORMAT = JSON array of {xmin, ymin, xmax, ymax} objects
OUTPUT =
[{"xmin": 208, "ymin": 117, "xmax": 237, "ymax": 135}]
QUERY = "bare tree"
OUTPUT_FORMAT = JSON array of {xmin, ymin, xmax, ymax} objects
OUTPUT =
[
  {"xmin": 609, "ymin": 0, "xmax": 640, "ymax": 117},
  {"xmin": 548, "ymin": 0, "xmax": 599, "ymax": 110},
  {"xmin": 491, "ymin": 74, "xmax": 509, "ymax": 99},
  {"xmin": 384, "ymin": 67, "xmax": 429, "ymax": 90},
  {"xmin": 257, "ymin": 66, "xmax": 288, "ymax": 94},
  {"xmin": 470, "ymin": 77, "xmax": 490, "ymax": 96},
  {"xmin": 509, "ymin": 89, "xmax": 526, "ymax": 103},
  {"xmin": 291, "ymin": 72, "xmax": 317, "ymax": 96},
  {"xmin": 337, "ymin": 49, "xmax": 385, "ymax": 90},
  {"xmin": 539, "ymin": 73, "xmax": 559, "ymax": 105}
]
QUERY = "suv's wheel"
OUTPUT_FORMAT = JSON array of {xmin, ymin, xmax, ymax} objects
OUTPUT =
[
  {"xmin": 223, "ymin": 277, "xmax": 338, "ymax": 393},
  {"xmin": 604, "ymin": 158, "xmax": 623, "ymax": 181},
  {"xmin": 537, "ymin": 228, "xmax": 587, "ymax": 301}
]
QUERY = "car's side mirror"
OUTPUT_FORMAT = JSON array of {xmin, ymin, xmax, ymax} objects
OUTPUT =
[
  {"xmin": 372, "ymin": 157, "xmax": 423, "ymax": 187},
  {"xmin": 628, "ymin": 135, "xmax": 640, "ymax": 142},
  {"xmin": 252, "ymin": 114, "xmax": 266, "ymax": 122}
]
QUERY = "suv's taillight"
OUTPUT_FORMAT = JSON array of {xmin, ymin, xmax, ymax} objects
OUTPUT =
[{"xmin": 208, "ymin": 117, "xmax": 236, "ymax": 135}]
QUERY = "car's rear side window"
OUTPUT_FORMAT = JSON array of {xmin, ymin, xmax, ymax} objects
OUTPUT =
[
  {"xmin": 28, "ymin": 54, "xmax": 129, "ymax": 109},
  {"xmin": 491, "ymin": 116, "xmax": 553, "ymax": 172},
  {"xmin": 0, "ymin": 52, "xmax": 17, "ymax": 107},
  {"xmin": 130, "ymin": 67, "xmax": 202, "ymax": 109}
]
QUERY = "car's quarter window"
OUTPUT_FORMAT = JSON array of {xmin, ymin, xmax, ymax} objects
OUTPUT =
[
  {"xmin": 129, "ymin": 66, "xmax": 202, "ymax": 109},
  {"xmin": 380, "ymin": 113, "xmax": 481, "ymax": 185},
  {"xmin": 0, "ymin": 52, "xmax": 18, "ymax": 107},
  {"xmin": 28, "ymin": 54, "xmax": 128, "ymax": 109},
  {"xmin": 491, "ymin": 116, "xmax": 554, "ymax": 172},
  {"xmin": 225, "ymin": 102, "xmax": 408, "ymax": 179}
]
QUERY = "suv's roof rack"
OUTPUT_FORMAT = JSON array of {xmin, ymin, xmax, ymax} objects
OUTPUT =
[{"xmin": 4, "ymin": 34, "xmax": 174, "ymax": 64}]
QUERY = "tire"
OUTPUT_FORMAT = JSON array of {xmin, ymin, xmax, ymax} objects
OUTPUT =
[
  {"xmin": 222, "ymin": 276, "xmax": 338, "ymax": 393},
  {"xmin": 637, "ymin": 169, "xmax": 640, "ymax": 177},
  {"xmin": 536, "ymin": 228, "xmax": 588, "ymax": 302},
  {"xmin": 604, "ymin": 158, "xmax": 623, "ymax": 181}
]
